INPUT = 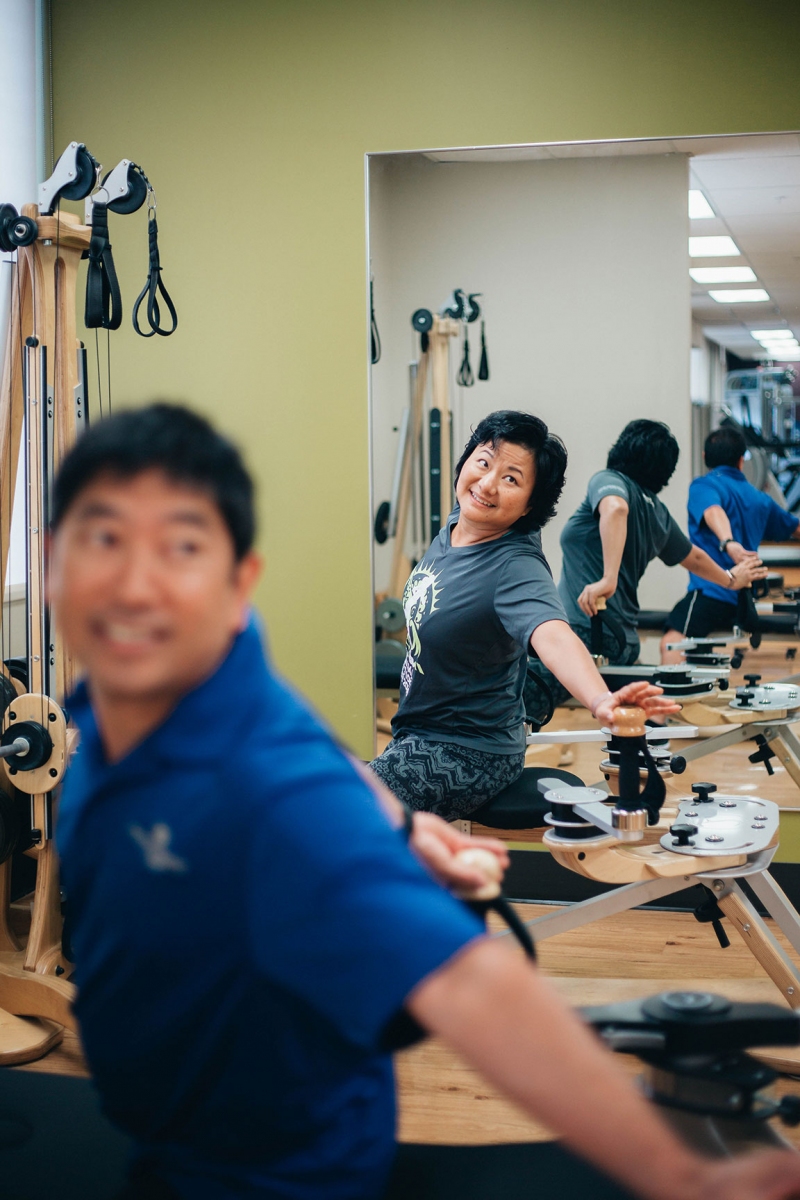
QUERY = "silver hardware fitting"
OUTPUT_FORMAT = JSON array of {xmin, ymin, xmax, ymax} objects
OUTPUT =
[{"xmin": 611, "ymin": 807, "xmax": 647, "ymax": 833}]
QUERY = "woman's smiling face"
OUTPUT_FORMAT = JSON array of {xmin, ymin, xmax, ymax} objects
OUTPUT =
[{"xmin": 454, "ymin": 440, "xmax": 536, "ymax": 538}]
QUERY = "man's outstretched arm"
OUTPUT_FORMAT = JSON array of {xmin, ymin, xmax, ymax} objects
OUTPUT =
[{"xmin": 408, "ymin": 938, "xmax": 800, "ymax": 1200}]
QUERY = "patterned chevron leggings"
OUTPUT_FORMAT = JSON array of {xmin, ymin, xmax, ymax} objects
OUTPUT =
[{"xmin": 368, "ymin": 733, "xmax": 526, "ymax": 821}]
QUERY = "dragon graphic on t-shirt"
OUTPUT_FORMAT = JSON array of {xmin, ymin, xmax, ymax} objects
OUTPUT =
[{"xmin": 400, "ymin": 564, "xmax": 441, "ymax": 695}]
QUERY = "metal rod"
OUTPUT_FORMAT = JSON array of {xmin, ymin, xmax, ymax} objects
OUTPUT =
[{"xmin": 0, "ymin": 738, "xmax": 30, "ymax": 760}]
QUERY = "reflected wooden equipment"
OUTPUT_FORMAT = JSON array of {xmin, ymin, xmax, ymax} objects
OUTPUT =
[
  {"xmin": 385, "ymin": 315, "xmax": 460, "ymax": 602},
  {"xmin": 0, "ymin": 204, "xmax": 90, "ymax": 1060}
]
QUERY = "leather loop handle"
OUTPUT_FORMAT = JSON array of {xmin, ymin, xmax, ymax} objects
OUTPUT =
[
  {"xmin": 132, "ymin": 217, "xmax": 178, "ymax": 338},
  {"xmin": 84, "ymin": 203, "xmax": 122, "ymax": 331}
]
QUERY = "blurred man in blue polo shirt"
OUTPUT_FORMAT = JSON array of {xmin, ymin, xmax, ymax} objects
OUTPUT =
[
  {"xmin": 661, "ymin": 426, "xmax": 800, "ymax": 661},
  {"xmin": 47, "ymin": 405, "xmax": 800, "ymax": 1200}
]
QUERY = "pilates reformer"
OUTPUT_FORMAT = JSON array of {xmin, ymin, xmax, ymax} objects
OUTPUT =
[
  {"xmin": 0, "ymin": 141, "xmax": 176, "ymax": 1063},
  {"xmin": 498, "ymin": 706, "xmax": 800, "ymax": 1072}
]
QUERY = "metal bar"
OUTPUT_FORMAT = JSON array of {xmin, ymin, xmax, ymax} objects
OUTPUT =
[
  {"xmin": 677, "ymin": 723, "xmax": 753, "ymax": 762},
  {"xmin": 387, "ymin": 407, "xmax": 411, "ymax": 540},
  {"xmin": 506, "ymin": 874, "xmax": 697, "ymax": 942},
  {"xmin": 746, "ymin": 870, "xmax": 800, "ymax": 959},
  {"xmin": 0, "ymin": 738, "xmax": 30, "ymax": 760}
]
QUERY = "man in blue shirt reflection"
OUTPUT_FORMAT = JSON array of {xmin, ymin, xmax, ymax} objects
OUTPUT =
[
  {"xmin": 48, "ymin": 405, "xmax": 800, "ymax": 1200},
  {"xmin": 662, "ymin": 426, "xmax": 800, "ymax": 661}
]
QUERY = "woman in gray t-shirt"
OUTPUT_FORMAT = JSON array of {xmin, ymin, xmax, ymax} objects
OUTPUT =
[{"xmin": 369, "ymin": 411, "xmax": 677, "ymax": 820}]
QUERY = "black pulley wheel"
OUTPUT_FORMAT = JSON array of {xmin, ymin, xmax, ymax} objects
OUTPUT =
[
  {"xmin": 1, "ymin": 721, "xmax": 53, "ymax": 772},
  {"xmin": 60, "ymin": 147, "xmax": 97, "ymax": 201},
  {"xmin": 0, "ymin": 204, "xmax": 18, "ymax": 252},
  {"xmin": 107, "ymin": 166, "xmax": 148, "ymax": 215},
  {"xmin": 374, "ymin": 500, "xmax": 390, "ymax": 545},
  {"xmin": 8, "ymin": 214, "xmax": 37, "ymax": 248},
  {"xmin": 411, "ymin": 308, "xmax": 433, "ymax": 334},
  {"xmin": 0, "ymin": 675, "xmax": 16, "ymax": 716}
]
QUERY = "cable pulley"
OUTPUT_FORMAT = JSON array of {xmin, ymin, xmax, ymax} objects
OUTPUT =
[
  {"xmin": 39, "ymin": 141, "xmax": 100, "ymax": 214},
  {"xmin": 0, "ymin": 205, "xmax": 37, "ymax": 252}
]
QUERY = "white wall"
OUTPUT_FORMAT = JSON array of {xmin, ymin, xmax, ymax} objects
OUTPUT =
[
  {"xmin": 369, "ymin": 151, "xmax": 692, "ymax": 615},
  {"xmin": 0, "ymin": 0, "xmax": 43, "ymax": 590}
]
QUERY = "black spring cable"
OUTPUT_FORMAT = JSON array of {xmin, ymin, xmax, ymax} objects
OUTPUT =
[
  {"xmin": 456, "ymin": 324, "xmax": 474, "ymax": 387},
  {"xmin": 133, "ymin": 184, "xmax": 177, "ymax": 338},
  {"xmin": 370, "ymin": 280, "xmax": 381, "ymax": 364},
  {"xmin": 478, "ymin": 318, "xmax": 489, "ymax": 381}
]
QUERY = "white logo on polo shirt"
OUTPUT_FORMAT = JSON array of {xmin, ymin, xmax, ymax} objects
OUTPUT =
[{"xmin": 129, "ymin": 823, "xmax": 188, "ymax": 873}]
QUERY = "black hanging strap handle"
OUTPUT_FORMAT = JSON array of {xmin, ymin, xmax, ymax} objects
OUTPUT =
[
  {"xmin": 84, "ymin": 203, "xmax": 122, "ymax": 331},
  {"xmin": 133, "ymin": 215, "xmax": 178, "ymax": 338}
]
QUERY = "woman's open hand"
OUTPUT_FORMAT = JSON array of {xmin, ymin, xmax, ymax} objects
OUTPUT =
[{"xmin": 593, "ymin": 680, "xmax": 680, "ymax": 727}]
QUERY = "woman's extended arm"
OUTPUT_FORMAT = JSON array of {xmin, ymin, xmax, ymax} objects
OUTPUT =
[
  {"xmin": 577, "ymin": 494, "xmax": 629, "ymax": 617},
  {"xmin": 530, "ymin": 620, "xmax": 677, "ymax": 723}
]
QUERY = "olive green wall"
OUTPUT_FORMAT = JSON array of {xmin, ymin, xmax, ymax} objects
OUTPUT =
[{"xmin": 51, "ymin": 0, "xmax": 800, "ymax": 757}]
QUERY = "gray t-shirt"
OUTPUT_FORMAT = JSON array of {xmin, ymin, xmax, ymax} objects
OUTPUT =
[
  {"xmin": 393, "ymin": 509, "xmax": 568, "ymax": 754},
  {"xmin": 559, "ymin": 469, "xmax": 691, "ymax": 647}
]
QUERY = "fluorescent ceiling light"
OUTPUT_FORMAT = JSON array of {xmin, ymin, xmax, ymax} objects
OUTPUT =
[
  {"xmin": 689, "ymin": 236, "xmax": 741, "ymax": 257},
  {"xmin": 689, "ymin": 190, "xmax": 715, "ymax": 219},
  {"xmin": 759, "ymin": 337, "xmax": 799, "ymax": 347},
  {"xmin": 708, "ymin": 289, "xmax": 770, "ymax": 304},
  {"xmin": 760, "ymin": 349, "xmax": 800, "ymax": 360},
  {"xmin": 751, "ymin": 329, "xmax": 795, "ymax": 340},
  {"xmin": 690, "ymin": 267, "xmax": 756, "ymax": 284}
]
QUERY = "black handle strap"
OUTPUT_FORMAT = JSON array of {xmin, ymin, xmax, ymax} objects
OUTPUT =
[
  {"xmin": 456, "ymin": 327, "xmax": 474, "ymax": 387},
  {"xmin": 133, "ymin": 216, "xmax": 178, "ymax": 338},
  {"xmin": 478, "ymin": 319, "xmax": 489, "ymax": 380},
  {"xmin": 84, "ymin": 203, "xmax": 122, "ymax": 331}
]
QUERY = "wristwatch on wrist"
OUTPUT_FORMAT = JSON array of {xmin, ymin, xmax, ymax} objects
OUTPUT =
[{"xmin": 719, "ymin": 537, "xmax": 732, "ymax": 554}]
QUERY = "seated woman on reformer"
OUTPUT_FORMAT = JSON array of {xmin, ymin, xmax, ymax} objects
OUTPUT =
[{"xmin": 369, "ymin": 410, "xmax": 679, "ymax": 821}]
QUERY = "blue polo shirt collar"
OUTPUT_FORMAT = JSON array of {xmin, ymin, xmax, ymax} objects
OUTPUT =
[
  {"xmin": 69, "ymin": 614, "xmax": 269, "ymax": 780},
  {"xmin": 712, "ymin": 465, "xmax": 746, "ymax": 482}
]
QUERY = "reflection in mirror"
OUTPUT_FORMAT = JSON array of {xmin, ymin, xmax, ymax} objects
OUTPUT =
[{"xmin": 367, "ymin": 132, "xmax": 800, "ymax": 818}]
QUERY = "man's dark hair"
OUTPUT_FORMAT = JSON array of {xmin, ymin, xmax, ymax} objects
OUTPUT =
[
  {"xmin": 606, "ymin": 419, "xmax": 679, "ymax": 494},
  {"xmin": 51, "ymin": 403, "xmax": 256, "ymax": 559},
  {"xmin": 454, "ymin": 410, "xmax": 567, "ymax": 531},
  {"xmin": 704, "ymin": 426, "xmax": 747, "ymax": 470}
]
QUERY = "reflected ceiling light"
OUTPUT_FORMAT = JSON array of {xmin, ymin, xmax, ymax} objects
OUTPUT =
[
  {"xmin": 689, "ymin": 236, "xmax": 741, "ymax": 257},
  {"xmin": 751, "ymin": 329, "xmax": 794, "ymax": 340},
  {"xmin": 708, "ymin": 289, "xmax": 770, "ymax": 303},
  {"xmin": 689, "ymin": 190, "xmax": 715, "ymax": 219},
  {"xmin": 690, "ymin": 267, "xmax": 756, "ymax": 283}
]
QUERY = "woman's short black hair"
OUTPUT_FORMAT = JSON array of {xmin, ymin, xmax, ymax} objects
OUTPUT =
[
  {"xmin": 454, "ymin": 410, "xmax": 567, "ymax": 531},
  {"xmin": 606, "ymin": 419, "xmax": 679, "ymax": 494},
  {"xmin": 51, "ymin": 403, "xmax": 256, "ymax": 560},
  {"xmin": 705, "ymin": 426, "xmax": 747, "ymax": 470}
]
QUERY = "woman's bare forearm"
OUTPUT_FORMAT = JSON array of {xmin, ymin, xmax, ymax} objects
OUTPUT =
[{"xmin": 530, "ymin": 620, "xmax": 610, "ymax": 712}]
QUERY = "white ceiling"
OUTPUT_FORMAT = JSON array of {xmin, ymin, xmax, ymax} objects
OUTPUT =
[{"xmin": 423, "ymin": 132, "xmax": 800, "ymax": 362}]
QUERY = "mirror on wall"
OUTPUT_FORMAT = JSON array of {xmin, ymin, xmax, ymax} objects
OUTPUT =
[{"xmin": 367, "ymin": 132, "xmax": 800, "ymax": 742}]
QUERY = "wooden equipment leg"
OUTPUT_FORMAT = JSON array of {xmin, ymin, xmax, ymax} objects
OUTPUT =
[{"xmin": 717, "ymin": 881, "xmax": 800, "ymax": 1009}]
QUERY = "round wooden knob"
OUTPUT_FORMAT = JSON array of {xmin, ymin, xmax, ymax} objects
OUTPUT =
[
  {"xmin": 595, "ymin": 596, "xmax": 607, "ymax": 611},
  {"xmin": 610, "ymin": 706, "xmax": 646, "ymax": 738},
  {"xmin": 453, "ymin": 847, "xmax": 503, "ymax": 901}
]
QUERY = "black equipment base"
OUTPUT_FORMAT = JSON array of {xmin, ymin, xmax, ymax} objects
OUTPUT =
[{"xmin": 386, "ymin": 1142, "xmax": 635, "ymax": 1200}]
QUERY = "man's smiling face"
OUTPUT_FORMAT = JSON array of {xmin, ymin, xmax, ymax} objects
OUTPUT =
[{"xmin": 48, "ymin": 469, "xmax": 261, "ymax": 711}]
